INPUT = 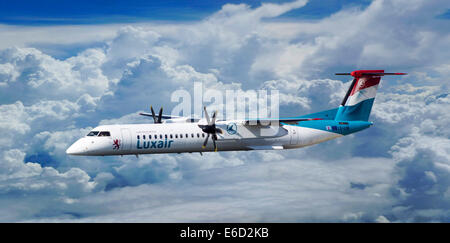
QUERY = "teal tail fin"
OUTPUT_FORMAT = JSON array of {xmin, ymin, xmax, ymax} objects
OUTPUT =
[{"xmin": 334, "ymin": 70, "xmax": 406, "ymax": 121}]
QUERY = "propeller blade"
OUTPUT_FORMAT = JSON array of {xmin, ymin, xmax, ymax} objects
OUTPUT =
[
  {"xmin": 199, "ymin": 107, "xmax": 220, "ymax": 152},
  {"xmin": 211, "ymin": 110, "xmax": 217, "ymax": 125},
  {"xmin": 212, "ymin": 134, "xmax": 217, "ymax": 152},
  {"xmin": 150, "ymin": 106, "xmax": 157, "ymax": 123},
  {"xmin": 203, "ymin": 106, "xmax": 210, "ymax": 124},
  {"xmin": 157, "ymin": 107, "xmax": 163, "ymax": 123},
  {"xmin": 202, "ymin": 133, "xmax": 210, "ymax": 149}
]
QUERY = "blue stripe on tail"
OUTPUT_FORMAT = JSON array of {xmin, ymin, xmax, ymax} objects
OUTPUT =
[{"xmin": 334, "ymin": 98, "xmax": 375, "ymax": 121}]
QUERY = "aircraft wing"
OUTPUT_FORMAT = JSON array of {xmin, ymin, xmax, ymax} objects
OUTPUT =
[
  {"xmin": 139, "ymin": 113, "xmax": 201, "ymax": 123},
  {"xmin": 243, "ymin": 117, "xmax": 324, "ymax": 126},
  {"xmin": 139, "ymin": 112, "xmax": 180, "ymax": 120}
]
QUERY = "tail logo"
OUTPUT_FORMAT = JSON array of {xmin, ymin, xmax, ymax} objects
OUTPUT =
[{"xmin": 358, "ymin": 78, "xmax": 366, "ymax": 89}]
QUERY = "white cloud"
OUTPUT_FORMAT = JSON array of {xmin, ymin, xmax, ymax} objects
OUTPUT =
[
  {"xmin": 0, "ymin": 100, "xmax": 83, "ymax": 150},
  {"xmin": 0, "ymin": 0, "xmax": 450, "ymax": 222},
  {"xmin": 375, "ymin": 215, "xmax": 390, "ymax": 223},
  {"xmin": 0, "ymin": 24, "xmax": 121, "ymax": 50},
  {"xmin": 0, "ymin": 47, "xmax": 110, "ymax": 104},
  {"xmin": 0, "ymin": 101, "xmax": 31, "ymax": 144},
  {"xmin": 0, "ymin": 149, "xmax": 96, "ymax": 197},
  {"xmin": 0, "ymin": 63, "xmax": 19, "ymax": 86},
  {"xmin": 262, "ymin": 78, "xmax": 348, "ymax": 112},
  {"xmin": 20, "ymin": 156, "xmax": 398, "ymax": 222}
]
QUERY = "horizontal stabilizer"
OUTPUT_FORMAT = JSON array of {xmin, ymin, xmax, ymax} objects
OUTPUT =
[{"xmin": 335, "ymin": 70, "xmax": 406, "ymax": 77}]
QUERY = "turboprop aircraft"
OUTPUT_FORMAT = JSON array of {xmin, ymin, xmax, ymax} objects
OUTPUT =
[{"xmin": 66, "ymin": 70, "xmax": 406, "ymax": 156}]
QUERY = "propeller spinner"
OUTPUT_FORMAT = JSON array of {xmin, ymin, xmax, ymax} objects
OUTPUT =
[{"xmin": 198, "ymin": 106, "xmax": 222, "ymax": 152}]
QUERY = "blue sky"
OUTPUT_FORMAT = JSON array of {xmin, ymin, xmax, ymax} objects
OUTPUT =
[
  {"xmin": 0, "ymin": 0, "xmax": 449, "ymax": 222},
  {"xmin": 0, "ymin": 0, "xmax": 372, "ymax": 25}
]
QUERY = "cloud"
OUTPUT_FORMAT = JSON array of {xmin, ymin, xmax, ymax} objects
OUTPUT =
[
  {"xmin": 0, "ymin": 0, "xmax": 449, "ymax": 222},
  {"xmin": 252, "ymin": 0, "xmax": 450, "ymax": 79},
  {"xmin": 21, "ymin": 156, "xmax": 397, "ymax": 222},
  {"xmin": 0, "ymin": 24, "xmax": 120, "ymax": 51},
  {"xmin": 0, "ymin": 149, "xmax": 102, "ymax": 221},
  {"xmin": 0, "ymin": 63, "xmax": 19, "ymax": 86},
  {"xmin": 261, "ymin": 77, "xmax": 348, "ymax": 113},
  {"xmin": 0, "ymin": 47, "xmax": 110, "ymax": 107},
  {"xmin": 0, "ymin": 99, "xmax": 83, "ymax": 152}
]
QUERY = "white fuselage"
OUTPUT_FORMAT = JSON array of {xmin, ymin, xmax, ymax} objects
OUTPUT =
[
  {"xmin": 65, "ymin": 69, "xmax": 398, "ymax": 156},
  {"xmin": 66, "ymin": 121, "xmax": 342, "ymax": 156}
]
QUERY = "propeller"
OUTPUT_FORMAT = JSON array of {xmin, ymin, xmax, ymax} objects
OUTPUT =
[
  {"xmin": 198, "ymin": 106, "xmax": 222, "ymax": 152},
  {"xmin": 150, "ymin": 106, "xmax": 163, "ymax": 124}
]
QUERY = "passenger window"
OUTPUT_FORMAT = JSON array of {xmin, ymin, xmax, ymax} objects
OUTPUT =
[
  {"xmin": 160, "ymin": 134, "xmax": 162, "ymax": 139},
  {"xmin": 202, "ymin": 133, "xmax": 205, "ymax": 138},
  {"xmin": 155, "ymin": 135, "xmax": 157, "ymax": 139},
  {"xmin": 143, "ymin": 135, "xmax": 146, "ymax": 139},
  {"xmin": 170, "ymin": 134, "xmax": 173, "ymax": 139},
  {"xmin": 191, "ymin": 134, "xmax": 194, "ymax": 138},
  {"xmin": 137, "ymin": 135, "xmax": 140, "ymax": 139},
  {"xmin": 165, "ymin": 134, "xmax": 168, "ymax": 139},
  {"xmin": 87, "ymin": 131, "xmax": 99, "ymax": 136},
  {"xmin": 197, "ymin": 133, "xmax": 200, "ymax": 138},
  {"xmin": 186, "ymin": 134, "xmax": 188, "ymax": 138},
  {"xmin": 180, "ymin": 134, "xmax": 183, "ymax": 138},
  {"xmin": 175, "ymin": 134, "xmax": 178, "ymax": 139},
  {"xmin": 98, "ymin": 131, "xmax": 110, "ymax": 137}
]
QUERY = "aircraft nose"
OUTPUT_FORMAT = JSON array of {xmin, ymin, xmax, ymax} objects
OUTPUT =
[{"xmin": 66, "ymin": 139, "xmax": 86, "ymax": 155}]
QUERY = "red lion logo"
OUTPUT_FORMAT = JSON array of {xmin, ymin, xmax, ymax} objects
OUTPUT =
[{"xmin": 113, "ymin": 139, "xmax": 120, "ymax": 150}]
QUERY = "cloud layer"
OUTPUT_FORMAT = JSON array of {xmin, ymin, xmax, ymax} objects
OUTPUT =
[{"xmin": 0, "ymin": 0, "xmax": 449, "ymax": 222}]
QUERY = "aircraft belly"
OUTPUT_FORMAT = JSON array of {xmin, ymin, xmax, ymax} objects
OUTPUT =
[{"xmin": 294, "ymin": 126, "xmax": 342, "ymax": 148}]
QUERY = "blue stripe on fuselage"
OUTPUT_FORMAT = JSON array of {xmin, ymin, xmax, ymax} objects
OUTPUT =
[{"xmin": 285, "ymin": 120, "xmax": 373, "ymax": 135}]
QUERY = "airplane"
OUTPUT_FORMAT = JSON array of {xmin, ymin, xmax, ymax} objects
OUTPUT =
[{"xmin": 66, "ymin": 70, "xmax": 406, "ymax": 156}]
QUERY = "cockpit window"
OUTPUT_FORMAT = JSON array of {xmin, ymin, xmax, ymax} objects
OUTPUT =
[
  {"xmin": 87, "ymin": 131, "xmax": 99, "ymax": 136},
  {"xmin": 98, "ymin": 131, "xmax": 111, "ymax": 137}
]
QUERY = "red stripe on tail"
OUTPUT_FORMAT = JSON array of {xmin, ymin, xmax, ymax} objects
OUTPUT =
[{"xmin": 349, "ymin": 76, "xmax": 381, "ymax": 96}]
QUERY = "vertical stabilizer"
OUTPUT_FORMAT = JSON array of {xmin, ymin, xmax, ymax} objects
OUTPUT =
[{"xmin": 334, "ymin": 70, "xmax": 406, "ymax": 121}]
